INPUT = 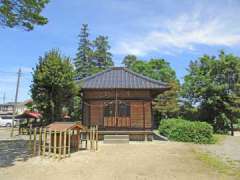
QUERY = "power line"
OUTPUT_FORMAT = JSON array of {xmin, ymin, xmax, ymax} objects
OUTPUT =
[
  {"xmin": 0, "ymin": 70, "xmax": 32, "ymax": 75},
  {"xmin": 0, "ymin": 70, "xmax": 17, "ymax": 74}
]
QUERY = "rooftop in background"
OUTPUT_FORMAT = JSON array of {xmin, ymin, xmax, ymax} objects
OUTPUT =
[
  {"xmin": 0, "ymin": 99, "xmax": 32, "ymax": 106},
  {"xmin": 0, "ymin": 99, "xmax": 31, "ymax": 115},
  {"xmin": 16, "ymin": 111, "xmax": 42, "ymax": 119},
  {"xmin": 79, "ymin": 67, "xmax": 169, "ymax": 90}
]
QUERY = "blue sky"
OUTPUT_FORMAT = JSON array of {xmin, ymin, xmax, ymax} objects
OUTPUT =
[{"xmin": 0, "ymin": 0, "xmax": 240, "ymax": 102}]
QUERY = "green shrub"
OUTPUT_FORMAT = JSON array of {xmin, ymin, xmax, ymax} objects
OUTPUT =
[
  {"xmin": 233, "ymin": 119, "xmax": 240, "ymax": 130},
  {"xmin": 159, "ymin": 118, "xmax": 214, "ymax": 144}
]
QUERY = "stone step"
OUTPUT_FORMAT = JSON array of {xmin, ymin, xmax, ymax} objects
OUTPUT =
[
  {"xmin": 103, "ymin": 135, "xmax": 129, "ymax": 144},
  {"xmin": 103, "ymin": 139, "xmax": 129, "ymax": 144},
  {"xmin": 104, "ymin": 135, "xmax": 129, "ymax": 140}
]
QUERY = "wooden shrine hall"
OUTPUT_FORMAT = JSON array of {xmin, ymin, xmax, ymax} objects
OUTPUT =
[{"xmin": 78, "ymin": 67, "xmax": 170, "ymax": 140}]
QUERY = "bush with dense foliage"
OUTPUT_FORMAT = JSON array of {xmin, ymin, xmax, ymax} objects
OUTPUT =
[{"xmin": 159, "ymin": 118, "xmax": 214, "ymax": 144}]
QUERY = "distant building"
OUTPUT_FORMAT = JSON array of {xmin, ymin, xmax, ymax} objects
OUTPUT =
[{"xmin": 0, "ymin": 99, "xmax": 32, "ymax": 116}]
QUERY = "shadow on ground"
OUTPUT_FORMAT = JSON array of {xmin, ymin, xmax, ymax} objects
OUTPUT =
[{"xmin": 0, "ymin": 140, "xmax": 32, "ymax": 167}]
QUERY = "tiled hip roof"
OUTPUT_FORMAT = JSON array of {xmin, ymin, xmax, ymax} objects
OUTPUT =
[{"xmin": 78, "ymin": 67, "xmax": 169, "ymax": 90}]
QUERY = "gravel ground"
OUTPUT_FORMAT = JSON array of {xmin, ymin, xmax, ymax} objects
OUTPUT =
[
  {"xmin": 0, "ymin": 128, "xmax": 31, "ymax": 167},
  {"xmin": 0, "ymin": 141, "xmax": 235, "ymax": 180},
  {"xmin": 200, "ymin": 135, "xmax": 240, "ymax": 166},
  {"xmin": 0, "ymin": 128, "xmax": 28, "ymax": 141},
  {"xmin": 234, "ymin": 131, "xmax": 240, "ymax": 136},
  {"xmin": 0, "ymin": 128, "xmax": 238, "ymax": 180}
]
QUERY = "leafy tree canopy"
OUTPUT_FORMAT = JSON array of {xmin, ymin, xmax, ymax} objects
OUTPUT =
[
  {"xmin": 122, "ymin": 56, "xmax": 180, "ymax": 120},
  {"xmin": 122, "ymin": 55, "xmax": 137, "ymax": 69},
  {"xmin": 182, "ymin": 51, "xmax": 240, "ymax": 134},
  {"xmin": 31, "ymin": 49, "xmax": 76, "ymax": 124},
  {"xmin": 0, "ymin": 0, "xmax": 49, "ymax": 30}
]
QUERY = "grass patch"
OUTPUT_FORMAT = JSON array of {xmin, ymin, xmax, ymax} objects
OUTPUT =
[
  {"xmin": 212, "ymin": 134, "xmax": 228, "ymax": 144},
  {"xmin": 193, "ymin": 149, "xmax": 240, "ymax": 178}
]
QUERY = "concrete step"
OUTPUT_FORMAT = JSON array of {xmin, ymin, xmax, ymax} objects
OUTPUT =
[
  {"xmin": 103, "ymin": 135, "xmax": 129, "ymax": 144},
  {"xmin": 152, "ymin": 130, "xmax": 168, "ymax": 141},
  {"xmin": 104, "ymin": 135, "xmax": 129, "ymax": 140},
  {"xmin": 103, "ymin": 139, "xmax": 129, "ymax": 144}
]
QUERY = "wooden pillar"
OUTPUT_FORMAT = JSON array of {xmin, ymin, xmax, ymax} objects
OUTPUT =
[
  {"xmin": 150, "ymin": 101, "xmax": 154, "ymax": 130},
  {"xmin": 33, "ymin": 128, "xmax": 37, "ymax": 156},
  {"xmin": 59, "ymin": 131, "xmax": 62, "ymax": 160},
  {"xmin": 96, "ymin": 125, "xmax": 98, "ymax": 151},
  {"xmin": 48, "ymin": 130, "xmax": 52, "ymax": 157},
  {"xmin": 29, "ymin": 127, "xmax": 32, "ymax": 152},
  {"xmin": 63, "ymin": 130, "xmax": 67, "ymax": 158},
  {"xmin": 77, "ymin": 129, "xmax": 80, "ymax": 150},
  {"xmin": 38, "ymin": 127, "xmax": 42, "ymax": 156},
  {"xmin": 42, "ymin": 128, "xmax": 47, "ymax": 157},
  {"xmin": 54, "ymin": 130, "xmax": 57, "ymax": 158},
  {"xmin": 90, "ymin": 127, "xmax": 92, "ymax": 151},
  {"xmin": 115, "ymin": 89, "xmax": 118, "ymax": 127},
  {"xmin": 68, "ymin": 130, "xmax": 71, "ymax": 157},
  {"xmin": 142, "ymin": 101, "xmax": 146, "ymax": 130},
  {"xmin": 86, "ymin": 129, "xmax": 89, "ymax": 149},
  {"xmin": 88, "ymin": 103, "xmax": 91, "ymax": 127},
  {"xmin": 144, "ymin": 132, "xmax": 148, "ymax": 141},
  {"xmin": 82, "ymin": 93, "xmax": 84, "ymax": 124},
  {"xmin": 93, "ymin": 126, "xmax": 95, "ymax": 151}
]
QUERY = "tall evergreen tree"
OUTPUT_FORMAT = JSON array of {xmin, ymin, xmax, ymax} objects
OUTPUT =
[
  {"xmin": 73, "ymin": 25, "xmax": 115, "ymax": 121},
  {"xmin": 74, "ymin": 24, "xmax": 93, "ymax": 79},
  {"xmin": 93, "ymin": 35, "xmax": 113, "ymax": 70},
  {"xmin": 31, "ymin": 49, "xmax": 76, "ymax": 124},
  {"xmin": 0, "ymin": 0, "xmax": 49, "ymax": 30}
]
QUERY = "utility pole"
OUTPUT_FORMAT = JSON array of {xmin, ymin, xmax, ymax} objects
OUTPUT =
[
  {"xmin": 10, "ymin": 68, "xmax": 21, "ymax": 137},
  {"xmin": 3, "ymin": 92, "xmax": 5, "ymax": 104}
]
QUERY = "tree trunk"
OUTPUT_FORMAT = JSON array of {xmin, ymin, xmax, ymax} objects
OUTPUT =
[{"xmin": 230, "ymin": 120, "xmax": 234, "ymax": 136}]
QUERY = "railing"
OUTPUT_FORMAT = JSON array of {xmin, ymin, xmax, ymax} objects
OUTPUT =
[{"xmin": 29, "ymin": 126, "xmax": 98, "ymax": 160}]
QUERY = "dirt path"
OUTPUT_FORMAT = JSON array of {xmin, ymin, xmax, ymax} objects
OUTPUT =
[
  {"xmin": 0, "ymin": 141, "xmax": 235, "ymax": 180},
  {"xmin": 200, "ymin": 136, "xmax": 240, "ymax": 167}
]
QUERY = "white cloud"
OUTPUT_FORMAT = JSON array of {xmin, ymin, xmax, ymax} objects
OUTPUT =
[{"xmin": 112, "ymin": 9, "xmax": 240, "ymax": 56}]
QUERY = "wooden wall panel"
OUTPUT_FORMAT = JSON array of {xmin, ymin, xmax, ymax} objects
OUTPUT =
[
  {"xmin": 144, "ymin": 101, "xmax": 152, "ymax": 129},
  {"xmin": 83, "ymin": 103, "xmax": 89, "ymax": 126},
  {"xmin": 130, "ymin": 101, "xmax": 144, "ymax": 128},
  {"xmin": 89, "ymin": 101, "xmax": 103, "ymax": 126},
  {"xmin": 86, "ymin": 99, "xmax": 153, "ymax": 129},
  {"xmin": 84, "ymin": 90, "xmax": 151, "ymax": 99}
]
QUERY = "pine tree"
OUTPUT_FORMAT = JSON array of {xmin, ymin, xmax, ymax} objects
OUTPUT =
[
  {"xmin": 0, "ymin": 0, "xmax": 49, "ymax": 30},
  {"xmin": 74, "ymin": 24, "xmax": 93, "ymax": 79},
  {"xmin": 93, "ymin": 35, "xmax": 113, "ymax": 70}
]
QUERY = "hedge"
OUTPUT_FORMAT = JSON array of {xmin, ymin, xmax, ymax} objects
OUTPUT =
[{"xmin": 159, "ymin": 118, "xmax": 214, "ymax": 144}]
